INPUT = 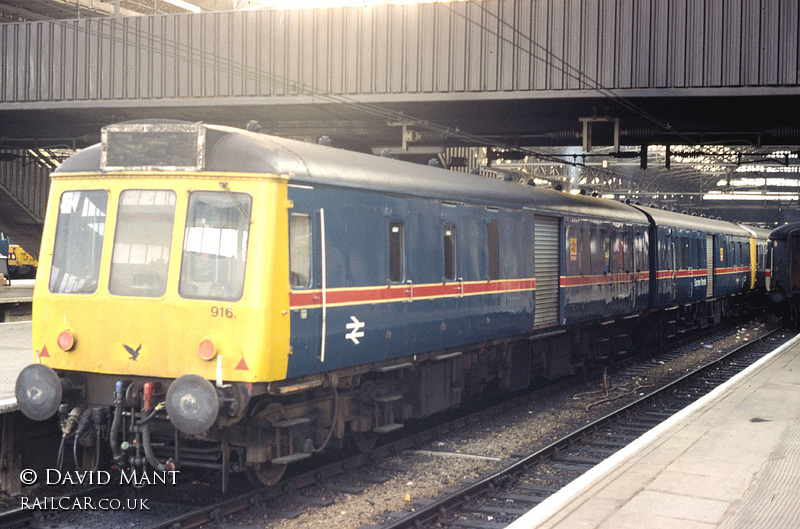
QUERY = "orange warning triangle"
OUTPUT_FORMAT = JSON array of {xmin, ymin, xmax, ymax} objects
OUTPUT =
[
  {"xmin": 40, "ymin": 345, "xmax": 50, "ymax": 358},
  {"xmin": 235, "ymin": 357, "xmax": 249, "ymax": 370}
]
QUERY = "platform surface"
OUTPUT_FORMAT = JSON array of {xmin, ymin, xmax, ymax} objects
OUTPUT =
[
  {"xmin": 0, "ymin": 320, "xmax": 33, "ymax": 411},
  {"xmin": 0, "ymin": 278, "xmax": 34, "ymax": 303},
  {"xmin": 508, "ymin": 332, "xmax": 800, "ymax": 529}
]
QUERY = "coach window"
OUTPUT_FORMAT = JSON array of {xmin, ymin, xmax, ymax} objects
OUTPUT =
[
  {"xmin": 487, "ymin": 218, "xmax": 500, "ymax": 279},
  {"xmin": 580, "ymin": 227, "xmax": 590, "ymax": 273},
  {"xmin": 444, "ymin": 225, "xmax": 457, "ymax": 281},
  {"xmin": 109, "ymin": 190, "xmax": 176, "ymax": 297},
  {"xmin": 679, "ymin": 236, "xmax": 687, "ymax": 269},
  {"xmin": 179, "ymin": 191, "xmax": 252, "ymax": 301},
  {"xmin": 49, "ymin": 190, "xmax": 108, "ymax": 294},
  {"xmin": 389, "ymin": 221, "xmax": 404, "ymax": 283},
  {"xmin": 589, "ymin": 226, "xmax": 600, "ymax": 275},
  {"xmin": 610, "ymin": 232, "xmax": 619, "ymax": 273},
  {"xmin": 290, "ymin": 213, "xmax": 312, "ymax": 288}
]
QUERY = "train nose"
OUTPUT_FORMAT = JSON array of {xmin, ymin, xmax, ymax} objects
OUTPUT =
[
  {"xmin": 15, "ymin": 364, "xmax": 63, "ymax": 421},
  {"xmin": 165, "ymin": 374, "xmax": 220, "ymax": 435}
]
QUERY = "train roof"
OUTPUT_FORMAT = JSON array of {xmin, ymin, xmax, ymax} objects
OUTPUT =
[
  {"xmin": 631, "ymin": 204, "xmax": 752, "ymax": 236},
  {"xmin": 769, "ymin": 222, "xmax": 800, "ymax": 240},
  {"xmin": 738, "ymin": 224, "xmax": 772, "ymax": 239},
  {"xmin": 56, "ymin": 121, "xmax": 650, "ymax": 225}
]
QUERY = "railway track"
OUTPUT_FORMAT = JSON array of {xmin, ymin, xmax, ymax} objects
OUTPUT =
[
  {"xmin": 373, "ymin": 326, "xmax": 795, "ymax": 529},
  {"xmin": 1, "ymin": 321, "xmax": 785, "ymax": 529}
]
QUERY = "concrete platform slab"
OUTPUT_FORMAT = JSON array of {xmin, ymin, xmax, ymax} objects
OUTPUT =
[
  {"xmin": 0, "ymin": 279, "xmax": 34, "ymax": 303},
  {"xmin": 0, "ymin": 320, "xmax": 33, "ymax": 408},
  {"xmin": 508, "ymin": 332, "xmax": 800, "ymax": 529}
]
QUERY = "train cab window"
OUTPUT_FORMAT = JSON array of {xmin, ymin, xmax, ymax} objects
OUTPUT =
[
  {"xmin": 487, "ymin": 218, "xmax": 500, "ymax": 280},
  {"xmin": 179, "ymin": 191, "xmax": 252, "ymax": 301},
  {"xmin": 109, "ymin": 190, "xmax": 176, "ymax": 297},
  {"xmin": 444, "ymin": 225, "xmax": 457, "ymax": 281},
  {"xmin": 49, "ymin": 190, "xmax": 108, "ymax": 294},
  {"xmin": 389, "ymin": 221, "xmax": 404, "ymax": 283},
  {"xmin": 290, "ymin": 213, "xmax": 312, "ymax": 288}
]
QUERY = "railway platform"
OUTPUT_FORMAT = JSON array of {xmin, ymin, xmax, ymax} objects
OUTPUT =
[
  {"xmin": 507, "ymin": 332, "xmax": 800, "ymax": 529},
  {"xmin": 0, "ymin": 279, "xmax": 33, "ymax": 323},
  {"xmin": 0, "ymin": 319, "xmax": 38, "ymax": 495},
  {"xmin": 0, "ymin": 320, "xmax": 32, "ymax": 410}
]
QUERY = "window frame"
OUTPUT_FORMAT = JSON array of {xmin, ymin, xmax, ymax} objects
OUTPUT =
[
  {"xmin": 486, "ymin": 218, "xmax": 500, "ymax": 280},
  {"xmin": 49, "ymin": 189, "xmax": 109, "ymax": 295},
  {"xmin": 178, "ymin": 190, "xmax": 252, "ymax": 302},
  {"xmin": 443, "ymin": 224, "xmax": 457, "ymax": 282},
  {"xmin": 108, "ymin": 189, "xmax": 177, "ymax": 298},
  {"xmin": 290, "ymin": 212, "xmax": 313, "ymax": 289},
  {"xmin": 388, "ymin": 220, "xmax": 404, "ymax": 283}
]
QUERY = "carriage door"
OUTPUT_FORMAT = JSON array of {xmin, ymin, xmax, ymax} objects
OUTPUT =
[
  {"xmin": 288, "ymin": 187, "xmax": 326, "ymax": 365},
  {"xmin": 669, "ymin": 233, "xmax": 677, "ymax": 302},
  {"xmin": 534, "ymin": 216, "xmax": 561, "ymax": 327},
  {"xmin": 706, "ymin": 234, "xmax": 714, "ymax": 297},
  {"xmin": 630, "ymin": 228, "xmax": 639, "ymax": 310}
]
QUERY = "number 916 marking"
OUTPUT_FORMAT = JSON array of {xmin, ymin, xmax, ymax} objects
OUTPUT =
[{"xmin": 211, "ymin": 307, "xmax": 234, "ymax": 318}]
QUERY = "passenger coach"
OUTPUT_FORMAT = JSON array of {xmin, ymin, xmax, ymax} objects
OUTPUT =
[{"xmin": 14, "ymin": 121, "xmax": 766, "ymax": 488}]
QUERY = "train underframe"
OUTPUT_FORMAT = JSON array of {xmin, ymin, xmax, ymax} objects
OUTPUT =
[
  {"xmin": 773, "ymin": 296, "xmax": 800, "ymax": 327},
  {"xmin": 54, "ymin": 293, "xmax": 762, "ymax": 491}
]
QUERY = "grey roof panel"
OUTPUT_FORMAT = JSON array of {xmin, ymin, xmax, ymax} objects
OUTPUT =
[
  {"xmin": 57, "ymin": 123, "xmax": 651, "ymax": 225},
  {"xmin": 632, "ymin": 204, "xmax": 752, "ymax": 236}
]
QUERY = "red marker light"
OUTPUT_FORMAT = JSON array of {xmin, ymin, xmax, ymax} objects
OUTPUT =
[
  {"xmin": 57, "ymin": 331, "xmax": 75, "ymax": 351},
  {"xmin": 198, "ymin": 339, "xmax": 216, "ymax": 361}
]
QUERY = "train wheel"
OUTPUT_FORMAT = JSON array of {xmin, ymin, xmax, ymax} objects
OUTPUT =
[
  {"xmin": 352, "ymin": 432, "xmax": 377, "ymax": 453},
  {"xmin": 246, "ymin": 462, "xmax": 287, "ymax": 487},
  {"xmin": 246, "ymin": 402, "xmax": 290, "ymax": 486}
]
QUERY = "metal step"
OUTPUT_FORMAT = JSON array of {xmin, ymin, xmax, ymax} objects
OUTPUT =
[
  {"xmin": 374, "ymin": 394, "xmax": 403, "ymax": 403},
  {"xmin": 374, "ymin": 423, "xmax": 404, "ymax": 434},
  {"xmin": 273, "ymin": 417, "xmax": 311, "ymax": 428},
  {"xmin": 271, "ymin": 452, "xmax": 312, "ymax": 465}
]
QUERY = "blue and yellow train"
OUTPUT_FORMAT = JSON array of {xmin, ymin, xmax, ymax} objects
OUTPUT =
[
  {"xmin": 0, "ymin": 234, "xmax": 38, "ymax": 280},
  {"xmin": 15, "ymin": 121, "xmax": 769, "ymax": 487}
]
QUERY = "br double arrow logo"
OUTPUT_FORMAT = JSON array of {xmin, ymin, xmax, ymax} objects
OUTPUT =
[{"xmin": 345, "ymin": 316, "xmax": 365, "ymax": 344}]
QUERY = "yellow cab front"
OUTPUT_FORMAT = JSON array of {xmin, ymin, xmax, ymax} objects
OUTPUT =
[{"xmin": 33, "ymin": 171, "xmax": 291, "ymax": 394}]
